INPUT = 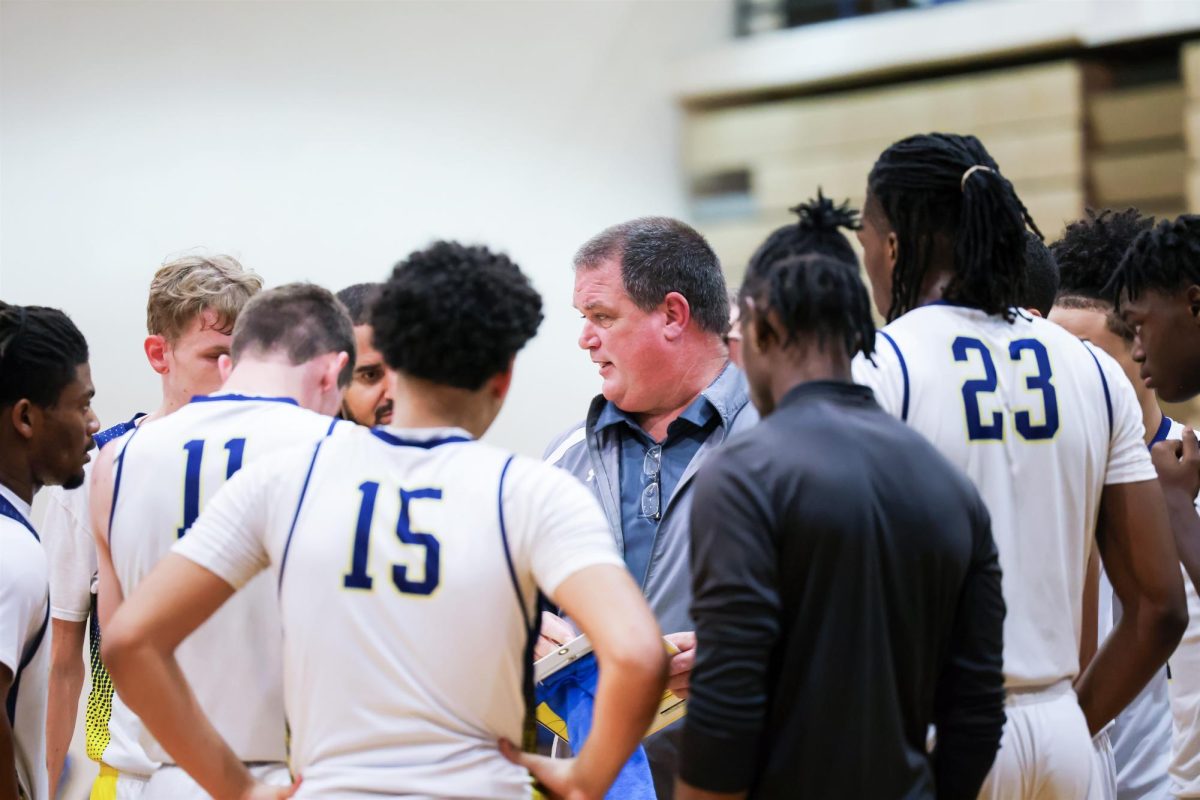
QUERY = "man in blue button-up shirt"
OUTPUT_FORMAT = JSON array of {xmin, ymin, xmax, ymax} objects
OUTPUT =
[{"xmin": 544, "ymin": 216, "xmax": 758, "ymax": 798}]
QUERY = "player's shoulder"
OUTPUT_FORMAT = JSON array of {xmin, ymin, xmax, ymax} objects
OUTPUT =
[{"xmin": 0, "ymin": 514, "xmax": 47, "ymax": 581}]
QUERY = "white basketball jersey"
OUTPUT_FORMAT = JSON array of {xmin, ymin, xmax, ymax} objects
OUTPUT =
[
  {"xmin": 853, "ymin": 304, "xmax": 1155, "ymax": 689},
  {"xmin": 0, "ymin": 483, "xmax": 50, "ymax": 800},
  {"xmin": 173, "ymin": 425, "xmax": 623, "ymax": 799},
  {"xmin": 107, "ymin": 394, "xmax": 344, "ymax": 764}
]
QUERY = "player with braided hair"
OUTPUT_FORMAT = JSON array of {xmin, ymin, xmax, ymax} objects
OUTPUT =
[
  {"xmin": 0, "ymin": 303, "xmax": 99, "ymax": 800},
  {"xmin": 853, "ymin": 134, "xmax": 1186, "ymax": 799},
  {"xmin": 679, "ymin": 251, "xmax": 1004, "ymax": 799},
  {"xmin": 745, "ymin": 189, "xmax": 860, "ymax": 274}
]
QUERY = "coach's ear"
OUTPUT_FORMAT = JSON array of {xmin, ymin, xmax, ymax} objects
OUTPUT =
[{"xmin": 144, "ymin": 335, "xmax": 169, "ymax": 376}]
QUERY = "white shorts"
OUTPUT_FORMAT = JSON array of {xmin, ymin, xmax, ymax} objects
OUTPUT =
[
  {"xmin": 143, "ymin": 762, "xmax": 290, "ymax": 799},
  {"xmin": 978, "ymin": 682, "xmax": 1095, "ymax": 800},
  {"xmin": 1090, "ymin": 729, "xmax": 1118, "ymax": 800}
]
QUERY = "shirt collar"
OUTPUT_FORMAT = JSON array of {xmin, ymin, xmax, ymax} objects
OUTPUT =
[
  {"xmin": 0, "ymin": 481, "xmax": 33, "ymax": 520},
  {"xmin": 595, "ymin": 391, "xmax": 718, "ymax": 436},
  {"xmin": 779, "ymin": 380, "xmax": 875, "ymax": 410},
  {"xmin": 370, "ymin": 426, "xmax": 474, "ymax": 449},
  {"xmin": 594, "ymin": 362, "xmax": 741, "ymax": 435}
]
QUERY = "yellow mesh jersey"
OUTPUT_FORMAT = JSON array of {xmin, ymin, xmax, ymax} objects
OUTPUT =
[{"xmin": 84, "ymin": 599, "xmax": 113, "ymax": 762}]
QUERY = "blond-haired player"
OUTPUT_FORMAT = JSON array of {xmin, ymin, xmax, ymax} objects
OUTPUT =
[
  {"xmin": 91, "ymin": 283, "xmax": 354, "ymax": 799},
  {"xmin": 41, "ymin": 254, "xmax": 262, "ymax": 800}
]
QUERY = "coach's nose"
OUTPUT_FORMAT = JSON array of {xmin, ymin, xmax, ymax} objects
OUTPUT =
[{"xmin": 578, "ymin": 320, "xmax": 600, "ymax": 351}]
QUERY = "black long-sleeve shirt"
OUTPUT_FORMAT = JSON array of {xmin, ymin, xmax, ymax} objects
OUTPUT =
[{"xmin": 681, "ymin": 380, "xmax": 1006, "ymax": 799}]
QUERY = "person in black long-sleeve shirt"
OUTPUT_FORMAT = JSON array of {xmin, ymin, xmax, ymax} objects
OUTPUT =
[{"xmin": 676, "ymin": 251, "xmax": 1006, "ymax": 800}]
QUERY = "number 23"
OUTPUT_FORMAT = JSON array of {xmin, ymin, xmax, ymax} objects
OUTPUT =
[{"xmin": 953, "ymin": 336, "xmax": 1059, "ymax": 441}]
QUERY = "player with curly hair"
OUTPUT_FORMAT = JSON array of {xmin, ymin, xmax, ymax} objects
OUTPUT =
[
  {"xmin": 1047, "ymin": 207, "xmax": 1181, "ymax": 800},
  {"xmin": 101, "ymin": 241, "xmax": 667, "ymax": 800}
]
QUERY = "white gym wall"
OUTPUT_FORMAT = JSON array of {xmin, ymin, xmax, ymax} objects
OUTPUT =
[{"xmin": 0, "ymin": 0, "xmax": 730, "ymax": 456}]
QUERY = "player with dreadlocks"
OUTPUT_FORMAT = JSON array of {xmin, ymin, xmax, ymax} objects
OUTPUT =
[
  {"xmin": 745, "ymin": 189, "xmax": 861, "ymax": 272},
  {"xmin": 678, "ymin": 244, "xmax": 1005, "ymax": 799},
  {"xmin": 853, "ymin": 133, "xmax": 1186, "ymax": 799}
]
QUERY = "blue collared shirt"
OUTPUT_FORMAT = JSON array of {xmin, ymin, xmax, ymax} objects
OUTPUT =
[{"xmin": 594, "ymin": 393, "xmax": 720, "ymax": 587}]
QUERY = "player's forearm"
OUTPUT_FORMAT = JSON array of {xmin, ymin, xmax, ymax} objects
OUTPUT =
[
  {"xmin": 1076, "ymin": 598, "xmax": 1185, "ymax": 734},
  {"xmin": 0, "ymin": 714, "xmax": 20, "ymax": 800},
  {"xmin": 574, "ymin": 643, "xmax": 666, "ymax": 795},
  {"xmin": 1164, "ymin": 489, "xmax": 1200, "ymax": 596},
  {"xmin": 105, "ymin": 640, "xmax": 253, "ymax": 799},
  {"xmin": 46, "ymin": 622, "xmax": 86, "ymax": 793}
]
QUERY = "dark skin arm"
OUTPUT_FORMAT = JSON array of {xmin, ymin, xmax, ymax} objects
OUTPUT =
[
  {"xmin": 1076, "ymin": 479, "xmax": 1187, "ymax": 734},
  {"xmin": 1078, "ymin": 546, "xmax": 1101, "ymax": 673},
  {"xmin": 677, "ymin": 786, "xmax": 745, "ymax": 800},
  {"xmin": 0, "ymin": 664, "xmax": 19, "ymax": 800},
  {"xmin": 45, "ymin": 618, "xmax": 85, "ymax": 793},
  {"xmin": 1150, "ymin": 427, "xmax": 1200, "ymax": 595}
]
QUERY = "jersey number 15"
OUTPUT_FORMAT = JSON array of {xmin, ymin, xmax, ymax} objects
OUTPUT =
[{"xmin": 343, "ymin": 481, "xmax": 442, "ymax": 596}]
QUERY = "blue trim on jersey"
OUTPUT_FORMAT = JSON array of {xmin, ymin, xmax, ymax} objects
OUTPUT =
[
  {"xmin": 0, "ymin": 492, "xmax": 38, "ymax": 541},
  {"xmin": 324, "ymin": 418, "xmax": 340, "ymax": 437},
  {"xmin": 189, "ymin": 394, "xmax": 299, "ymax": 406},
  {"xmin": 495, "ymin": 454, "xmax": 541, "ymax": 752},
  {"xmin": 496, "ymin": 456, "xmax": 530, "ymax": 626},
  {"xmin": 369, "ymin": 429, "xmax": 472, "ymax": 449},
  {"xmin": 93, "ymin": 414, "xmax": 145, "ymax": 450},
  {"xmin": 107, "ymin": 424, "xmax": 144, "ymax": 546},
  {"xmin": 1081, "ymin": 343, "xmax": 1114, "ymax": 439},
  {"xmin": 1150, "ymin": 415, "xmax": 1174, "ymax": 448},
  {"xmin": 877, "ymin": 331, "xmax": 910, "ymax": 422},
  {"xmin": 0, "ymin": 496, "xmax": 49, "ymax": 727},
  {"xmin": 278, "ymin": 438, "xmax": 328, "ymax": 592},
  {"xmin": 5, "ymin": 602, "xmax": 47, "ymax": 727}
]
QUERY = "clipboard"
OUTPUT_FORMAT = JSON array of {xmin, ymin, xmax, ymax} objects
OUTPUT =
[{"xmin": 533, "ymin": 633, "xmax": 686, "ymax": 741}]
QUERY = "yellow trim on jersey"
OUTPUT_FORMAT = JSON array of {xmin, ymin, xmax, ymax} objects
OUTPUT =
[
  {"xmin": 89, "ymin": 764, "xmax": 119, "ymax": 800},
  {"xmin": 85, "ymin": 602, "xmax": 114, "ymax": 763}
]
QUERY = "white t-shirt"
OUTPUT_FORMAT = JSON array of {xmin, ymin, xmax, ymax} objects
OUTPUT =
[
  {"xmin": 853, "ymin": 304, "xmax": 1156, "ymax": 689},
  {"xmin": 1097, "ymin": 415, "xmax": 1179, "ymax": 800},
  {"xmin": 1166, "ymin": 418, "xmax": 1200, "ymax": 798},
  {"xmin": 173, "ymin": 425, "xmax": 623, "ymax": 799},
  {"xmin": 39, "ymin": 414, "xmax": 158, "ymax": 777},
  {"xmin": 0, "ymin": 482, "xmax": 51, "ymax": 800},
  {"xmin": 108, "ymin": 395, "xmax": 344, "ymax": 765}
]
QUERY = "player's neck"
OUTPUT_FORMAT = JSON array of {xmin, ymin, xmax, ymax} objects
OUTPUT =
[
  {"xmin": 0, "ymin": 438, "xmax": 36, "ymax": 506},
  {"xmin": 916, "ymin": 267, "xmax": 956, "ymax": 308},
  {"xmin": 1138, "ymin": 388, "xmax": 1165, "ymax": 444},
  {"xmin": 770, "ymin": 347, "xmax": 852, "ymax": 406},
  {"xmin": 389, "ymin": 376, "xmax": 496, "ymax": 439},
  {"xmin": 218, "ymin": 361, "xmax": 310, "ymax": 405}
]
